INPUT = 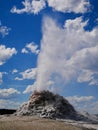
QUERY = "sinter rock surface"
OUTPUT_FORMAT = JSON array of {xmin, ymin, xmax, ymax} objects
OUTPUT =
[
  {"xmin": 16, "ymin": 91, "xmax": 76, "ymax": 119},
  {"xmin": 15, "ymin": 91, "xmax": 98, "ymax": 122}
]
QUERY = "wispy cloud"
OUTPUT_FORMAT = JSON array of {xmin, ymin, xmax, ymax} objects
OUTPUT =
[
  {"xmin": 66, "ymin": 95, "xmax": 94, "ymax": 103},
  {"xmin": 12, "ymin": 69, "xmax": 18, "ymax": 74},
  {"xmin": 0, "ymin": 88, "xmax": 20, "ymax": 99},
  {"xmin": 11, "ymin": 0, "xmax": 90, "ymax": 15},
  {"xmin": 0, "ymin": 72, "xmax": 3, "ymax": 84},
  {"xmin": 23, "ymin": 84, "xmax": 34, "ymax": 94},
  {"xmin": 0, "ymin": 45, "xmax": 17, "ymax": 66},
  {"xmin": 0, "ymin": 72, "xmax": 7, "ymax": 85},
  {"xmin": 21, "ymin": 42, "xmax": 39, "ymax": 54},
  {"xmin": 0, "ymin": 99, "xmax": 21, "ymax": 109},
  {"xmin": 0, "ymin": 21, "xmax": 11, "ymax": 37},
  {"xmin": 66, "ymin": 95, "xmax": 98, "ymax": 114}
]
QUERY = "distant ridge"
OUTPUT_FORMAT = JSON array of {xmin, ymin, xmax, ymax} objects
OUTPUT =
[{"xmin": 0, "ymin": 109, "xmax": 16, "ymax": 115}]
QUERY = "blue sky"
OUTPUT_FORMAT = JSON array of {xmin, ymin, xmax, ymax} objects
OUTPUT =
[{"xmin": 0, "ymin": 0, "xmax": 98, "ymax": 114}]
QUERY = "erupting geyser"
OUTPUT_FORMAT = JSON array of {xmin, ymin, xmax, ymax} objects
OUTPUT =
[{"xmin": 16, "ymin": 17, "xmax": 98, "ymax": 122}]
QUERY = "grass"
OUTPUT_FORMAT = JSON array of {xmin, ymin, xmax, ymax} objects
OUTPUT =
[{"xmin": 0, "ymin": 116, "xmax": 94, "ymax": 130}]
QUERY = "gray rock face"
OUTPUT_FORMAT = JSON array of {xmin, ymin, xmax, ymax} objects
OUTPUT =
[{"xmin": 16, "ymin": 91, "xmax": 77, "ymax": 119}]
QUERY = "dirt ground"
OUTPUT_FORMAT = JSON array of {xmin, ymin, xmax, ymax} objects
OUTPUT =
[{"xmin": 0, "ymin": 115, "xmax": 91, "ymax": 130}]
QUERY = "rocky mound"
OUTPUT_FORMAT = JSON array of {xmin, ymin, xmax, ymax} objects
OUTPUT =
[
  {"xmin": 15, "ymin": 91, "xmax": 98, "ymax": 123},
  {"xmin": 16, "ymin": 91, "xmax": 77, "ymax": 119}
]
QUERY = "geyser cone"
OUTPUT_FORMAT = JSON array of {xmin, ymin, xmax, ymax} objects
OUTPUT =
[{"xmin": 16, "ymin": 90, "xmax": 77, "ymax": 119}]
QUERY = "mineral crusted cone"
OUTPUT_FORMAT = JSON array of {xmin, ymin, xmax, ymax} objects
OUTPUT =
[{"xmin": 16, "ymin": 91, "xmax": 77, "ymax": 119}]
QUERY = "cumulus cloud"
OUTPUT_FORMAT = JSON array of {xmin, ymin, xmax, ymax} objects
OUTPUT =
[
  {"xmin": 48, "ymin": 0, "xmax": 90, "ymax": 13},
  {"xmin": 0, "ymin": 88, "xmax": 20, "ymax": 99},
  {"xmin": 11, "ymin": 0, "xmax": 90, "ymax": 14},
  {"xmin": 0, "ymin": 22, "xmax": 11, "ymax": 37},
  {"xmin": 67, "ymin": 46, "xmax": 98, "ymax": 85},
  {"xmin": 15, "ymin": 68, "xmax": 37, "ymax": 80},
  {"xmin": 67, "ymin": 46, "xmax": 98, "ymax": 71},
  {"xmin": 21, "ymin": 42, "xmax": 39, "ymax": 54},
  {"xmin": 0, "ymin": 45, "xmax": 17, "ymax": 66},
  {"xmin": 11, "ymin": 0, "xmax": 46, "ymax": 14},
  {"xmin": 29, "ymin": 16, "xmax": 98, "ymax": 92}
]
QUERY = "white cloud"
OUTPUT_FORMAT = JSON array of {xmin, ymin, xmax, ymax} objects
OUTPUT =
[
  {"xmin": 11, "ymin": 0, "xmax": 46, "ymax": 14},
  {"xmin": 11, "ymin": 0, "xmax": 90, "ymax": 14},
  {"xmin": 12, "ymin": 69, "xmax": 18, "ymax": 74},
  {"xmin": 77, "ymin": 70, "xmax": 98, "ymax": 86},
  {"xmin": 77, "ymin": 70, "xmax": 94, "ymax": 83},
  {"xmin": 66, "ymin": 95, "xmax": 94, "ymax": 103},
  {"xmin": 66, "ymin": 95, "xmax": 98, "ymax": 114},
  {"xmin": 29, "ymin": 16, "xmax": 98, "ymax": 92},
  {"xmin": 0, "ymin": 88, "xmax": 20, "ymax": 99},
  {"xmin": 21, "ymin": 48, "xmax": 28, "ymax": 54},
  {"xmin": 67, "ymin": 46, "xmax": 98, "ymax": 85},
  {"xmin": 48, "ymin": 0, "xmax": 90, "ymax": 13},
  {"xmin": 89, "ymin": 79, "xmax": 98, "ymax": 86},
  {"xmin": 15, "ymin": 68, "xmax": 37, "ymax": 80},
  {"xmin": 0, "ymin": 99, "xmax": 21, "ymax": 109},
  {"xmin": 0, "ymin": 22, "xmax": 11, "ymax": 37},
  {"xmin": 0, "ymin": 45, "xmax": 17, "ymax": 66},
  {"xmin": 21, "ymin": 42, "xmax": 39, "ymax": 54},
  {"xmin": 67, "ymin": 46, "xmax": 98, "ymax": 71}
]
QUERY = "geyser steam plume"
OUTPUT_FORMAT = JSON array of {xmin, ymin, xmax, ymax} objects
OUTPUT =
[{"xmin": 32, "ymin": 16, "xmax": 98, "ymax": 92}]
